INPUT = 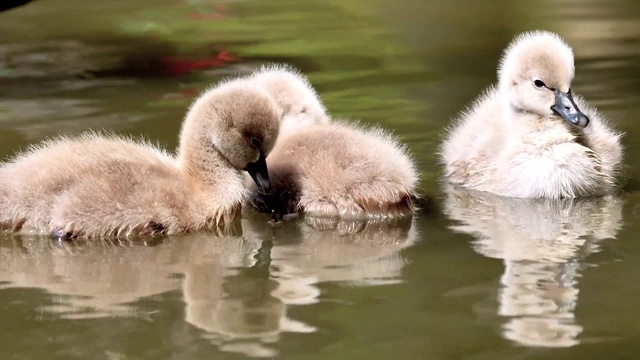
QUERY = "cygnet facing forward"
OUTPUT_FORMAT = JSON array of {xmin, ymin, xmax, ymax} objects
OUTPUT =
[{"xmin": 441, "ymin": 31, "xmax": 622, "ymax": 198}]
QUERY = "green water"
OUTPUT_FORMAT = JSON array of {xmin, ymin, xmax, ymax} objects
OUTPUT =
[{"xmin": 1, "ymin": 0, "xmax": 640, "ymax": 359}]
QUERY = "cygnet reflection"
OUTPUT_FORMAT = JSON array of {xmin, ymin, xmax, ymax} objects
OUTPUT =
[
  {"xmin": 0, "ymin": 236, "xmax": 182, "ymax": 318},
  {"xmin": 191, "ymin": 215, "xmax": 418, "ymax": 357},
  {"xmin": 0, "ymin": 215, "xmax": 418, "ymax": 358},
  {"xmin": 243, "ymin": 216, "xmax": 418, "ymax": 294},
  {"xmin": 443, "ymin": 185, "xmax": 623, "ymax": 348},
  {"xmin": 178, "ymin": 232, "xmax": 311, "ymax": 358}
]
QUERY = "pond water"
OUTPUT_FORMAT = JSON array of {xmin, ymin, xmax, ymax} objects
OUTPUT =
[{"xmin": 1, "ymin": 0, "xmax": 640, "ymax": 359}]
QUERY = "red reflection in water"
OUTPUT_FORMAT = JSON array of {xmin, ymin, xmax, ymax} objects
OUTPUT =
[{"xmin": 160, "ymin": 50, "xmax": 238, "ymax": 76}]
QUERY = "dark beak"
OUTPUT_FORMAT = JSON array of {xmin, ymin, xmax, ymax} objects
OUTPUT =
[
  {"xmin": 245, "ymin": 152, "xmax": 270, "ymax": 194},
  {"xmin": 551, "ymin": 89, "xmax": 589, "ymax": 128}
]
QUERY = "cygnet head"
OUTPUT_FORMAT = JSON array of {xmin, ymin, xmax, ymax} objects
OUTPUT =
[
  {"xmin": 498, "ymin": 31, "xmax": 589, "ymax": 128},
  {"xmin": 180, "ymin": 80, "xmax": 280, "ymax": 192},
  {"xmin": 249, "ymin": 65, "xmax": 330, "ymax": 133}
]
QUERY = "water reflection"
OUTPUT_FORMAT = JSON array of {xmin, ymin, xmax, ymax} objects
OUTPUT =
[
  {"xmin": 178, "ymin": 233, "xmax": 314, "ymax": 357},
  {"xmin": 0, "ymin": 236, "xmax": 182, "ymax": 318},
  {"xmin": 443, "ymin": 185, "xmax": 623, "ymax": 348},
  {"xmin": 0, "ymin": 216, "xmax": 417, "ymax": 357}
]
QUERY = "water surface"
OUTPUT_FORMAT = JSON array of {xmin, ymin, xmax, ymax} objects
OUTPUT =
[{"xmin": 1, "ymin": 0, "xmax": 640, "ymax": 359}]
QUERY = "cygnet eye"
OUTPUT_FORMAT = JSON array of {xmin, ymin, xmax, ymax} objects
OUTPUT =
[
  {"xmin": 534, "ymin": 79, "xmax": 546, "ymax": 88},
  {"xmin": 250, "ymin": 138, "xmax": 261, "ymax": 148}
]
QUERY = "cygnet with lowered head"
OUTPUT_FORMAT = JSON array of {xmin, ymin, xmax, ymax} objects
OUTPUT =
[
  {"xmin": 441, "ymin": 31, "xmax": 622, "ymax": 198},
  {"xmin": 245, "ymin": 65, "xmax": 419, "ymax": 219},
  {"xmin": 0, "ymin": 79, "xmax": 280, "ymax": 238},
  {"xmin": 247, "ymin": 64, "xmax": 331, "ymax": 136}
]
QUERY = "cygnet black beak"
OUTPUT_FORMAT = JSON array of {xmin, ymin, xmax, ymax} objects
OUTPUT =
[
  {"xmin": 245, "ymin": 152, "xmax": 271, "ymax": 194},
  {"xmin": 551, "ymin": 89, "xmax": 589, "ymax": 128}
]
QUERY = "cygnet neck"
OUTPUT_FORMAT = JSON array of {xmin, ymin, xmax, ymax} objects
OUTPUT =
[{"xmin": 177, "ymin": 115, "xmax": 242, "ymax": 193}]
